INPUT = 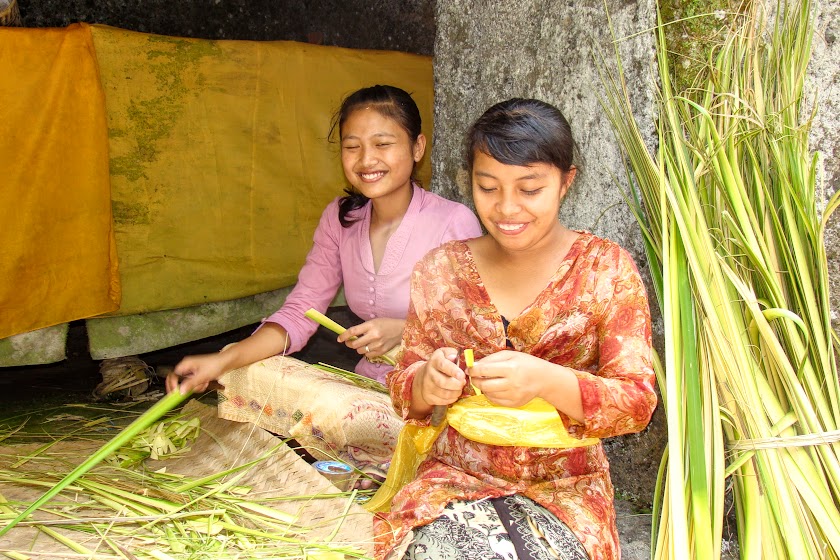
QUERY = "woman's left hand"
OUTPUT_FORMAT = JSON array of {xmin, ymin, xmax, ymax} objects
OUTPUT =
[
  {"xmin": 468, "ymin": 350, "xmax": 548, "ymax": 408},
  {"xmin": 470, "ymin": 350, "xmax": 585, "ymax": 422},
  {"xmin": 338, "ymin": 317, "xmax": 405, "ymax": 359}
]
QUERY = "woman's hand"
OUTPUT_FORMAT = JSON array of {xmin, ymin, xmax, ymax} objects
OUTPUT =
[
  {"xmin": 165, "ymin": 323, "xmax": 289, "ymax": 396},
  {"xmin": 338, "ymin": 317, "xmax": 405, "ymax": 359},
  {"xmin": 468, "ymin": 350, "xmax": 544, "ymax": 408},
  {"xmin": 470, "ymin": 350, "xmax": 584, "ymax": 422},
  {"xmin": 408, "ymin": 348, "xmax": 466, "ymax": 419},
  {"xmin": 165, "ymin": 352, "xmax": 230, "ymax": 395}
]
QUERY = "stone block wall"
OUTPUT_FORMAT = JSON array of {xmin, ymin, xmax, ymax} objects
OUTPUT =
[{"xmin": 810, "ymin": 1, "xmax": 840, "ymax": 333}]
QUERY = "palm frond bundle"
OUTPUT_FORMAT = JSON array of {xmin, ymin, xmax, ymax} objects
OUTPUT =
[{"xmin": 599, "ymin": 0, "xmax": 840, "ymax": 558}]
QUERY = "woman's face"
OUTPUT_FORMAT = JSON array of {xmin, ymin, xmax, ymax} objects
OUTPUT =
[
  {"xmin": 340, "ymin": 107, "xmax": 425, "ymax": 201},
  {"xmin": 471, "ymin": 150, "xmax": 575, "ymax": 253}
]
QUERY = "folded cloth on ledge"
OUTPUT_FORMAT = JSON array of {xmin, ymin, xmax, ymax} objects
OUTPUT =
[
  {"xmin": 218, "ymin": 355, "xmax": 403, "ymax": 470},
  {"xmin": 0, "ymin": 23, "xmax": 120, "ymax": 339}
]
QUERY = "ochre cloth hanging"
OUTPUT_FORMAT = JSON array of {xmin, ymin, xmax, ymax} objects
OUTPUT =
[
  {"xmin": 89, "ymin": 25, "xmax": 433, "ymax": 316},
  {"xmin": 0, "ymin": 23, "xmax": 120, "ymax": 339}
]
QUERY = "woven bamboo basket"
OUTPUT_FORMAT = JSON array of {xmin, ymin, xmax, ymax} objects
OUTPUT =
[{"xmin": 0, "ymin": 0, "xmax": 21, "ymax": 26}]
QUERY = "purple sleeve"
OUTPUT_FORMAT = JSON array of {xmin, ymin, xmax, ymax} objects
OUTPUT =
[
  {"xmin": 260, "ymin": 199, "xmax": 344, "ymax": 353},
  {"xmin": 439, "ymin": 204, "xmax": 482, "ymax": 243}
]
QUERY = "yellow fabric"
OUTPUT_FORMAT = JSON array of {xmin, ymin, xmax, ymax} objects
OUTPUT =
[
  {"xmin": 365, "ymin": 422, "xmax": 446, "ymax": 513},
  {"xmin": 89, "ymin": 25, "xmax": 434, "ymax": 316},
  {"xmin": 0, "ymin": 24, "xmax": 120, "ymax": 339},
  {"xmin": 364, "ymin": 398, "xmax": 599, "ymax": 513},
  {"xmin": 447, "ymin": 395, "xmax": 600, "ymax": 448}
]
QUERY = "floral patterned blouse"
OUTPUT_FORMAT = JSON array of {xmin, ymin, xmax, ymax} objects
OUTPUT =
[{"xmin": 375, "ymin": 232, "xmax": 658, "ymax": 560}]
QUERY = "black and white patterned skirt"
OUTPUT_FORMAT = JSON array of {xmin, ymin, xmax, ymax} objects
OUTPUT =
[{"xmin": 403, "ymin": 494, "xmax": 590, "ymax": 560}]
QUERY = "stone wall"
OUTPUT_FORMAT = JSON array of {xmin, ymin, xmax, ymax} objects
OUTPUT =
[{"xmin": 810, "ymin": 1, "xmax": 840, "ymax": 333}]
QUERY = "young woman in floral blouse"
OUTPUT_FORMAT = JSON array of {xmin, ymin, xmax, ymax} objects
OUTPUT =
[{"xmin": 376, "ymin": 98, "xmax": 658, "ymax": 560}]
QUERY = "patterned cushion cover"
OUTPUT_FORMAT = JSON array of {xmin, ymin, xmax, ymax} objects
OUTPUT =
[{"xmin": 218, "ymin": 355, "xmax": 403, "ymax": 469}]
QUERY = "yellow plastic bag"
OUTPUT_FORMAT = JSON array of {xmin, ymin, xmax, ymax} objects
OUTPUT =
[
  {"xmin": 365, "ymin": 422, "xmax": 445, "ymax": 512},
  {"xmin": 448, "ymin": 395, "xmax": 599, "ymax": 448},
  {"xmin": 364, "ymin": 396, "xmax": 598, "ymax": 512}
]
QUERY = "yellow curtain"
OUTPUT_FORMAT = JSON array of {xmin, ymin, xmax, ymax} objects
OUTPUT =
[
  {"xmin": 90, "ymin": 25, "xmax": 433, "ymax": 316},
  {"xmin": 0, "ymin": 24, "xmax": 119, "ymax": 339}
]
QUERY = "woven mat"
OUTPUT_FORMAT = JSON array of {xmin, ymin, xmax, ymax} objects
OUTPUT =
[
  {"xmin": 0, "ymin": 400, "xmax": 374, "ymax": 558},
  {"xmin": 151, "ymin": 401, "xmax": 374, "ymax": 544}
]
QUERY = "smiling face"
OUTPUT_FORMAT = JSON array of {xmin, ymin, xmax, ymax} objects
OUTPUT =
[
  {"xmin": 339, "ymin": 107, "xmax": 426, "ymax": 203},
  {"xmin": 471, "ymin": 150, "xmax": 576, "ymax": 254}
]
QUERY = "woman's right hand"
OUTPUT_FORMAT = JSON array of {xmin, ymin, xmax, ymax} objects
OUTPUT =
[
  {"xmin": 165, "ymin": 323, "xmax": 290, "ymax": 396},
  {"xmin": 409, "ymin": 348, "xmax": 466, "ymax": 419},
  {"xmin": 165, "ymin": 352, "xmax": 229, "ymax": 395}
]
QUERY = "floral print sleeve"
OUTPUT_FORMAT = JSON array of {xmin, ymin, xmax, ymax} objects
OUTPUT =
[
  {"xmin": 386, "ymin": 299, "xmax": 429, "ymax": 423},
  {"xmin": 386, "ymin": 246, "xmax": 464, "ymax": 424},
  {"xmin": 566, "ymin": 244, "xmax": 657, "ymax": 438}
]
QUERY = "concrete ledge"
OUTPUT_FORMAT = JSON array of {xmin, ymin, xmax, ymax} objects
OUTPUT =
[
  {"xmin": 87, "ymin": 286, "xmax": 348, "ymax": 360},
  {"xmin": 0, "ymin": 324, "xmax": 68, "ymax": 366},
  {"xmin": 86, "ymin": 287, "xmax": 296, "ymax": 359}
]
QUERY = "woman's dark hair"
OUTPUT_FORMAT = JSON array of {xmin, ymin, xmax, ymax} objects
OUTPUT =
[
  {"xmin": 465, "ymin": 98, "xmax": 580, "ymax": 175},
  {"xmin": 331, "ymin": 85, "xmax": 423, "ymax": 227}
]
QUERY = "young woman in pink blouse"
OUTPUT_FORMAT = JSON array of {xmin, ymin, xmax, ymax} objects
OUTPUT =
[{"xmin": 166, "ymin": 85, "xmax": 481, "ymax": 393}]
